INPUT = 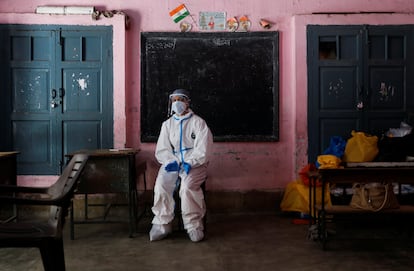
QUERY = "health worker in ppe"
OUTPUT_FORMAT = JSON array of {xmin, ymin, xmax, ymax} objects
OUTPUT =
[{"xmin": 149, "ymin": 89, "xmax": 213, "ymax": 242}]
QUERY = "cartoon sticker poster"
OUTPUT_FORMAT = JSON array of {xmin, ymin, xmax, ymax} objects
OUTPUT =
[{"xmin": 199, "ymin": 12, "xmax": 226, "ymax": 31}]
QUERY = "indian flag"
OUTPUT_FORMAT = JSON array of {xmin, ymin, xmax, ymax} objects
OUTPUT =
[{"xmin": 169, "ymin": 4, "xmax": 190, "ymax": 23}]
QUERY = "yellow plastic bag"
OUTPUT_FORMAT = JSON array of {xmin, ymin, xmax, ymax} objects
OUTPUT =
[
  {"xmin": 317, "ymin": 154, "xmax": 341, "ymax": 169},
  {"xmin": 280, "ymin": 179, "xmax": 331, "ymax": 215},
  {"xmin": 343, "ymin": 130, "xmax": 379, "ymax": 162}
]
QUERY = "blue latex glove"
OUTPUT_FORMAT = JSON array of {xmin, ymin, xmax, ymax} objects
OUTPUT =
[
  {"xmin": 182, "ymin": 162, "xmax": 192, "ymax": 174},
  {"xmin": 165, "ymin": 161, "xmax": 180, "ymax": 172}
]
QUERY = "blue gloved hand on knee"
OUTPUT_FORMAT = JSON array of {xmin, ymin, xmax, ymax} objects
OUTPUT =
[
  {"xmin": 182, "ymin": 162, "xmax": 191, "ymax": 174},
  {"xmin": 165, "ymin": 161, "xmax": 180, "ymax": 172}
]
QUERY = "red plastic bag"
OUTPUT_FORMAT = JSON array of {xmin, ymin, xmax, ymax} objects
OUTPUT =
[{"xmin": 299, "ymin": 163, "xmax": 321, "ymax": 187}]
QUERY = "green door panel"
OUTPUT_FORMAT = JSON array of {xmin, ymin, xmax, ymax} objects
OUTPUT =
[
  {"xmin": 63, "ymin": 69, "xmax": 102, "ymax": 112},
  {"xmin": 12, "ymin": 120, "xmax": 55, "ymax": 174},
  {"xmin": 63, "ymin": 121, "xmax": 102, "ymax": 154}
]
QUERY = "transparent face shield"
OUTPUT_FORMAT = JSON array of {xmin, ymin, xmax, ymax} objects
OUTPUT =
[{"xmin": 167, "ymin": 94, "xmax": 190, "ymax": 117}]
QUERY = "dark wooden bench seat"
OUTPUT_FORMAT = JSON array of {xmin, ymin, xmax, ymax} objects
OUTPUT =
[{"xmin": 321, "ymin": 204, "xmax": 414, "ymax": 214}]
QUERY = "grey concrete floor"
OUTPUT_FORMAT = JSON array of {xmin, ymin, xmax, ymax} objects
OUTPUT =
[{"xmin": 1, "ymin": 213, "xmax": 414, "ymax": 271}]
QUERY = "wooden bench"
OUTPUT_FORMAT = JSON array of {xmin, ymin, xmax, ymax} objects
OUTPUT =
[
  {"xmin": 309, "ymin": 163, "xmax": 414, "ymax": 249},
  {"xmin": 323, "ymin": 205, "xmax": 414, "ymax": 214}
]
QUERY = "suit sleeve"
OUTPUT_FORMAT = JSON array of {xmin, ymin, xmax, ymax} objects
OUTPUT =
[
  {"xmin": 155, "ymin": 121, "xmax": 179, "ymax": 165},
  {"xmin": 186, "ymin": 119, "xmax": 213, "ymax": 168}
]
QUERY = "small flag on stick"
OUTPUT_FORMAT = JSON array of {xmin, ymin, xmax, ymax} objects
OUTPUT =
[{"xmin": 169, "ymin": 4, "xmax": 190, "ymax": 23}]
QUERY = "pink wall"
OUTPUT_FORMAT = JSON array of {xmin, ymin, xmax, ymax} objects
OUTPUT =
[{"xmin": 2, "ymin": 0, "xmax": 414, "ymax": 192}]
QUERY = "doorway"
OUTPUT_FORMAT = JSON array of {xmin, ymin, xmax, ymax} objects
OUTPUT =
[
  {"xmin": 0, "ymin": 25, "xmax": 113, "ymax": 174},
  {"xmin": 307, "ymin": 25, "xmax": 414, "ymax": 162}
]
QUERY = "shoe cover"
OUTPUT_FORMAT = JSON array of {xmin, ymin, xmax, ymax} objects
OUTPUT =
[
  {"xmin": 188, "ymin": 229, "xmax": 204, "ymax": 242},
  {"xmin": 149, "ymin": 224, "xmax": 172, "ymax": 241}
]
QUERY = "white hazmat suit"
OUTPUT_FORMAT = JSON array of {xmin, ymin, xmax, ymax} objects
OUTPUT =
[{"xmin": 151, "ymin": 104, "xmax": 213, "ymax": 242}]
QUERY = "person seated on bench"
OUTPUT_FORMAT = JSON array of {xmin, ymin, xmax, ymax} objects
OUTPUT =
[{"xmin": 149, "ymin": 89, "xmax": 213, "ymax": 242}]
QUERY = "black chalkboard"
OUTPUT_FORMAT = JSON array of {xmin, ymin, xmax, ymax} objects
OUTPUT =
[{"xmin": 140, "ymin": 31, "xmax": 279, "ymax": 142}]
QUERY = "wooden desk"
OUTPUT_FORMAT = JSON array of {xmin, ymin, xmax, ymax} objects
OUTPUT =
[
  {"xmin": 0, "ymin": 151, "xmax": 19, "ymax": 223},
  {"xmin": 309, "ymin": 163, "xmax": 414, "ymax": 249},
  {"xmin": 66, "ymin": 149, "xmax": 140, "ymax": 239}
]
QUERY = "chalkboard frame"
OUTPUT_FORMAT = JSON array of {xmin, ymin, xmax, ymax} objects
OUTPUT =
[{"xmin": 140, "ymin": 31, "xmax": 279, "ymax": 142}]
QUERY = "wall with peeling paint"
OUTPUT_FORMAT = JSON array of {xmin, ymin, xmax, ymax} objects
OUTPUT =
[{"xmin": 2, "ymin": 1, "xmax": 414, "ymax": 192}]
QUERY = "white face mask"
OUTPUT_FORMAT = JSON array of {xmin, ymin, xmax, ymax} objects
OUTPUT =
[{"xmin": 171, "ymin": 101, "xmax": 187, "ymax": 115}]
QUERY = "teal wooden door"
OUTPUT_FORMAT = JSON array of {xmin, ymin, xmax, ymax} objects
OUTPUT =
[
  {"xmin": 307, "ymin": 25, "xmax": 414, "ymax": 163},
  {"xmin": 0, "ymin": 25, "xmax": 113, "ymax": 174}
]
